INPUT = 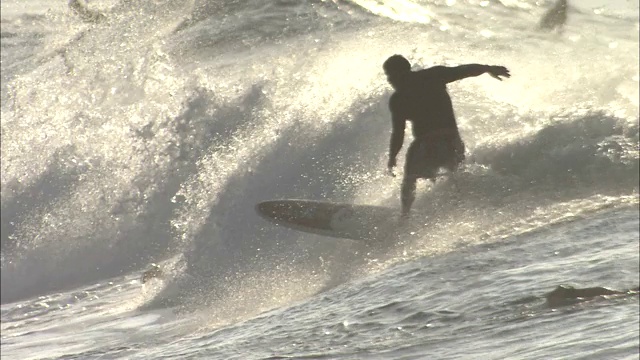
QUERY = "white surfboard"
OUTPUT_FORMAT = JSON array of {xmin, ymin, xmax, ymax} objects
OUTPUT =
[{"xmin": 255, "ymin": 199, "xmax": 403, "ymax": 241}]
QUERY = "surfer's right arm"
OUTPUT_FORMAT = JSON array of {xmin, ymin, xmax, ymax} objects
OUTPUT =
[
  {"xmin": 426, "ymin": 65, "xmax": 511, "ymax": 83},
  {"xmin": 388, "ymin": 95, "xmax": 406, "ymax": 177}
]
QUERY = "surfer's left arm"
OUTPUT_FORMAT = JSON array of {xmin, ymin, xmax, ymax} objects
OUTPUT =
[{"xmin": 430, "ymin": 65, "xmax": 511, "ymax": 83}]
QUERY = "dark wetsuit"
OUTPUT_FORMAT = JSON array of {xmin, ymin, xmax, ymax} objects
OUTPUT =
[
  {"xmin": 389, "ymin": 66, "xmax": 465, "ymax": 179},
  {"xmin": 387, "ymin": 63, "xmax": 507, "ymax": 215},
  {"xmin": 388, "ymin": 66, "xmax": 482, "ymax": 180}
]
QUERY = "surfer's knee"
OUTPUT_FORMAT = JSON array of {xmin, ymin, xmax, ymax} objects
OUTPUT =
[{"xmin": 401, "ymin": 177, "xmax": 417, "ymax": 193}]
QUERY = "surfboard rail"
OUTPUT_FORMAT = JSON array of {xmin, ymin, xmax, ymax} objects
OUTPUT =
[{"xmin": 256, "ymin": 199, "xmax": 402, "ymax": 241}]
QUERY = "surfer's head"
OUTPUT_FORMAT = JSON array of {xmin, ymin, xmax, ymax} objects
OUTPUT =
[{"xmin": 383, "ymin": 55, "xmax": 411, "ymax": 90}]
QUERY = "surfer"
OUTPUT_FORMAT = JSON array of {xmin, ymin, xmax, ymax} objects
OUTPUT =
[
  {"xmin": 382, "ymin": 55, "xmax": 510, "ymax": 216},
  {"xmin": 538, "ymin": 0, "xmax": 568, "ymax": 32},
  {"xmin": 68, "ymin": 0, "xmax": 106, "ymax": 23},
  {"xmin": 545, "ymin": 285, "xmax": 639, "ymax": 308}
]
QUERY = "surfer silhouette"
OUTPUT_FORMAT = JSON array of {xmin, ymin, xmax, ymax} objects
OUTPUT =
[
  {"xmin": 538, "ymin": 0, "xmax": 568, "ymax": 32},
  {"xmin": 383, "ymin": 55, "xmax": 510, "ymax": 216},
  {"xmin": 68, "ymin": 0, "xmax": 106, "ymax": 23}
]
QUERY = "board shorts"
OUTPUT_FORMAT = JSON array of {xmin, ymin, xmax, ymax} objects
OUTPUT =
[{"xmin": 404, "ymin": 130, "xmax": 465, "ymax": 179}]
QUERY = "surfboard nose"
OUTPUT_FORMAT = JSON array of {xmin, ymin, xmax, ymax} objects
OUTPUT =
[{"xmin": 256, "ymin": 199, "xmax": 319, "ymax": 224}]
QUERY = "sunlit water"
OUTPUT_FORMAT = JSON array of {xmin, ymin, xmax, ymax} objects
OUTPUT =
[{"xmin": 1, "ymin": 0, "xmax": 638, "ymax": 359}]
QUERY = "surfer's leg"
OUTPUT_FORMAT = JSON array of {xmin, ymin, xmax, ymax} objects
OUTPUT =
[
  {"xmin": 401, "ymin": 138, "xmax": 437, "ymax": 216},
  {"xmin": 402, "ymin": 141, "xmax": 424, "ymax": 217},
  {"xmin": 441, "ymin": 134, "xmax": 465, "ymax": 171},
  {"xmin": 442, "ymin": 135, "xmax": 465, "ymax": 192},
  {"xmin": 401, "ymin": 175, "xmax": 417, "ymax": 217}
]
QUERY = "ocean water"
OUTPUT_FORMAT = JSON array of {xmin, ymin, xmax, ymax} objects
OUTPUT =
[{"xmin": 1, "ymin": 0, "xmax": 638, "ymax": 359}]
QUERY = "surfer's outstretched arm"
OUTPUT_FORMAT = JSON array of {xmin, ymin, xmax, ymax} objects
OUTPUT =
[{"xmin": 428, "ymin": 65, "xmax": 510, "ymax": 83}]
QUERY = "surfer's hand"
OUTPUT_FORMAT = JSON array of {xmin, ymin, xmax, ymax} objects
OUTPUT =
[
  {"xmin": 387, "ymin": 166, "xmax": 396, "ymax": 177},
  {"xmin": 487, "ymin": 65, "xmax": 510, "ymax": 80},
  {"xmin": 387, "ymin": 158, "xmax": 396, "ymax": 177}
]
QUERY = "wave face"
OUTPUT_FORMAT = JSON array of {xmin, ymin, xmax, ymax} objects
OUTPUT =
[{"xmin": 1, "ymin": 0, "xmax": 638, "ymax": 306}]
